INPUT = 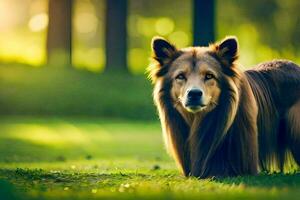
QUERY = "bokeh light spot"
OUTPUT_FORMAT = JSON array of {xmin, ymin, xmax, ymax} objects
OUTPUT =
[
  {"xmin": 137, "ymin": 17, "xmax": 156, "ymax": 36},
  {"xmin": 28, "ymin": 13, "xmax": 48, "ymax": 32},
  {"xmin": 74, "ymin": 13, "xmax": 98, "ymax": 34},
  {"xmin": 155, "ymin": 17, "xmax": 175, "ymax": 36},
  {"xmin": 128, "ymin": 48, "xmax": 148, "ymax": 74},
  {"xmin": 168, "ymin": 31, "xmax": 190, "ymax": 47}
]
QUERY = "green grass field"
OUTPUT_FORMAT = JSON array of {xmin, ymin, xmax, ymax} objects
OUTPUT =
[
  {"xmin": 0, "ymin": 64, "xmax": 155, "ymax": 120},
  {"xmin": 1, "ymin": 117, "xmax": 300, "ymax": 200}
]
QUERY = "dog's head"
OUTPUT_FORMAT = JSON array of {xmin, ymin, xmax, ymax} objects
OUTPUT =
[{"xmin": 148, "ymin": 36, "xmax": 239, "ymax": 114}]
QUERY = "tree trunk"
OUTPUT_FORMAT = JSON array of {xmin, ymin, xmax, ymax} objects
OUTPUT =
[
  {"xmin": 105, "ymin": 0, "xmax": 128, "ymax": 72},
  {"xmin": 193, "ymin": 0, "xmax": 215, "ymax": 46},
  {"xmin": 47, "ymin": 0, "xmax": 73, "ymax": 66}
]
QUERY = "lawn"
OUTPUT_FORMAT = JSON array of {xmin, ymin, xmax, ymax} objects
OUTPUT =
[
  {"xmin": 1, "ymin": 117, "xmax": 300, "ymax": 200},
  {"xmin": 0, "ymin": 64, "xmax": 155, "ymax": 120}
]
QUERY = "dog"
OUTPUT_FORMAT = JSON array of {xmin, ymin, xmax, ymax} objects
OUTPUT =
[{"xmin": 148, "ymin": 36, "xmax": 300, "ymax": 178}]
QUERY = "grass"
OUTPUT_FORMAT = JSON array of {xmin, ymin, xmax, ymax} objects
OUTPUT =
[
  {"xmin": 1, "ymin": 117, "xmax": 300, "ymax": 199},
  {"xmin": 0, "ymin": 64, "xmax": 155, "ymax": 120}
]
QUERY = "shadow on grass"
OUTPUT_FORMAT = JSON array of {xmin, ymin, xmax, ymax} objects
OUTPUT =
[
  {"xmin": 0, "ymin": 138, "xmax": 85, "ymax": 163},
  {"xmin": 1, "ymin": 168, "xmax": 146, "ymax": 181},
  {"xmin": 0, "ymin": 168, "xmax": 159, "ymax": 192},
  {"xmin": 0, "ymin": 179, "xmax": 24, "ymax": 200}
]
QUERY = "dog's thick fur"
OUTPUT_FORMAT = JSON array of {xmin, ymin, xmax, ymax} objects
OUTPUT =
[{"xmin": 148, "ymin": 36, "xmax": 300, "ymax": 178}]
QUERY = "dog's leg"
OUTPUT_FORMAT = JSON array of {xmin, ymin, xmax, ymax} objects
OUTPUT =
[
  {"xmin": 158, "ymin": 106, "xmax": 191, "ymax": 176},
  {"xmin": 286, "ymin": 100, "xmax": 300, "ymax": 165},
  {"xmin": 277, "ymin": 119, "xmax": 288, "ymax": 172}
]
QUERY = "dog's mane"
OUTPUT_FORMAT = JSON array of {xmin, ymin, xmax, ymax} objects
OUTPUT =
[
  {"xmin": 153, "ymin": 77, "xmax": 191, "ymax": 175},
  {"xmin": 152, "ymin": 55, "xmax": 259, "ymax": 177}
]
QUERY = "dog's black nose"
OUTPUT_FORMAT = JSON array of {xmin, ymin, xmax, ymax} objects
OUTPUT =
[{"xmin": 187, "ymin": 89, "xmax": 203, "ymax": 100}]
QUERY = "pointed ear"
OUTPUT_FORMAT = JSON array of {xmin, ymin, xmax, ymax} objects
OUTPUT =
[
  {"xmin": 151, "ymin": 36, "xmax": 177, "ymax": 64},
  {"xmin": 214, "ymin": 36, "xmax": 238, "ymax": 66}
]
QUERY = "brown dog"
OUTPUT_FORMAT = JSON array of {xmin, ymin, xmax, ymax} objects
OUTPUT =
[{"xmin": 148, "ymin": 36, "xmax": 300, "ymax": 178}]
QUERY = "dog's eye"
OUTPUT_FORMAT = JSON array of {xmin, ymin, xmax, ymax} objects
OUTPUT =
[
  {"xmin": 205, "ymin": 73, "xmax": 214, "ymax": 80},
  {"xmin": 175, "ymin": 73, "xmax": 186, "ymax": 81}
]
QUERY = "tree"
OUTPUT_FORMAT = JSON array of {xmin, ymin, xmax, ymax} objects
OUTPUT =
[
  {"xmin": 105, "ymin": 0, "xmax": 128, "ymax": 72},
  {"xmin": 47, "ymin": 0, "xmax": 73, "ymax": 66},
  {"xmin": 193, "ymin": 0, "xmax": 215, "ymax": 46}
]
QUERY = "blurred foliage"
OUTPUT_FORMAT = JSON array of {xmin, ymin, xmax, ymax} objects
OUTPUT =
[
  {"xmin": 73, "ymin": 0, "xmax": 105, "ymax": 72},
  {"xmin": 128, "ymin": 0, "xmax": 191, "ymax": 74},
  {"xmin": 1, "ymin": 0, "xmax": 298, "ymax": 73},
  {"xmin": 217, "ymin": 0, "xmax": 300, "ymax": 68}
]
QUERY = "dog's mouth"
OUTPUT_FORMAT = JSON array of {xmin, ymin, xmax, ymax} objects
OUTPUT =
[
  {"xmin": 184, "ymin": 102, "xmax": 207, "ymax": 113},
  {"xmin": 177, "ymin": 96, "xmax": 208, "ymax": 113}
]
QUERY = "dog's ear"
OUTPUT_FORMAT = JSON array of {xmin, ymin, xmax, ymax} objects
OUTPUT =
[
  {"xmin": 213, "ymin": 36, "xmax": 238, "ymax": 67},
  {"xmin": 148, "ymin": 37, "xmax": 178, "ymax": 82},
  {"xmin": 151, "ymin": 36, "xmax": 177, "ymax": 65}
]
